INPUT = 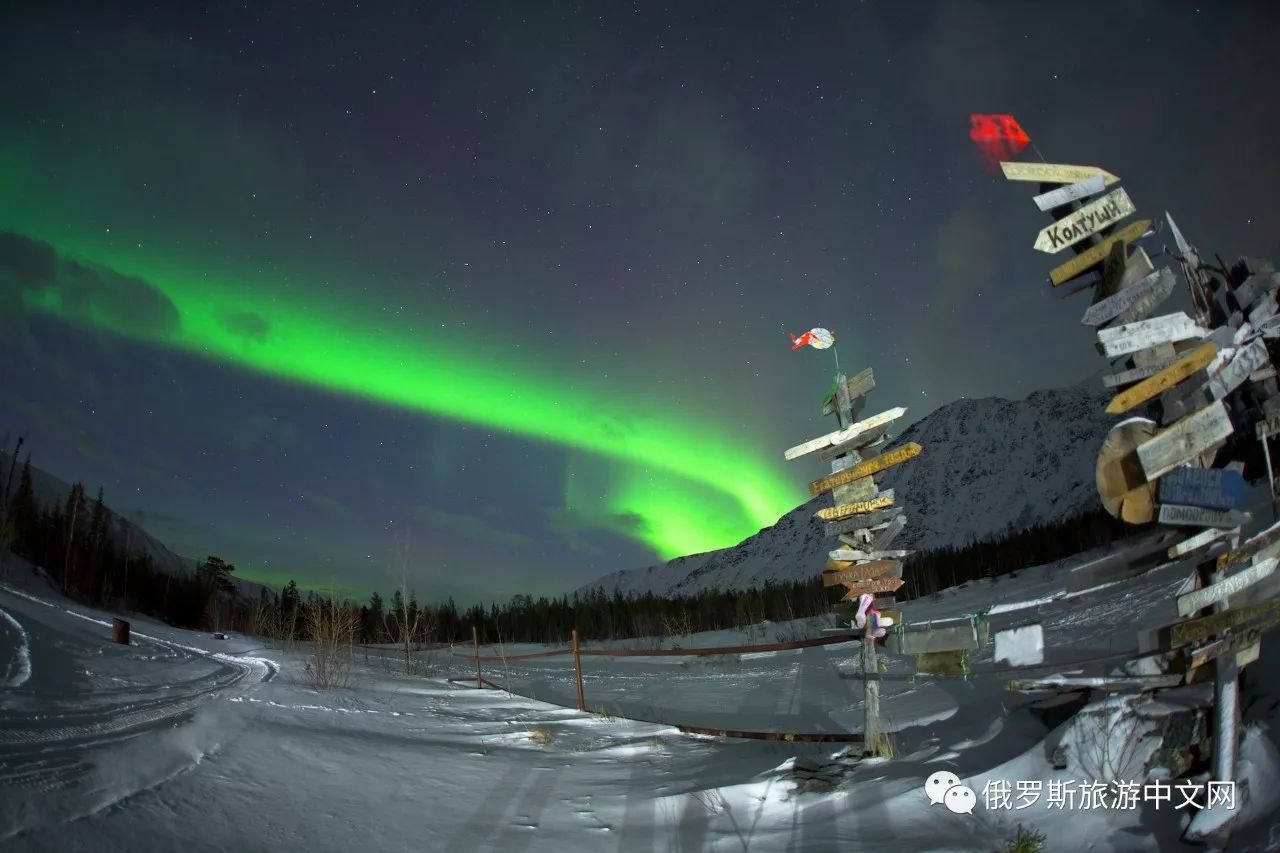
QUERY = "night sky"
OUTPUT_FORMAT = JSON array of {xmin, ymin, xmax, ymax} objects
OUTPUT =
[{"xmin": 1, "ymin": 2, "xmax": 1277, "ymax": 606}]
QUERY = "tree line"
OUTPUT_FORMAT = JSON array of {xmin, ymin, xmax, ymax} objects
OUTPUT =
[{"xmin": 2, "ymin": 440, "xmax": 1133, "ymax": 648}]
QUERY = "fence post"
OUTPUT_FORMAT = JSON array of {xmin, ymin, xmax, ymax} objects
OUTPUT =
[
  {"xmin": 472, "ymin": 625, "xmax": 482, "ymax": 688},
  {"xmin": 572, "ymin": 628, "xmax": 586, "ymax": 711}
]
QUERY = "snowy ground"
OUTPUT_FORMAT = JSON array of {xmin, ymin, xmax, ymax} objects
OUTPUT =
[{"xmin": 3, "ymin": 541, "xmax": 1280, "ymax": 852}]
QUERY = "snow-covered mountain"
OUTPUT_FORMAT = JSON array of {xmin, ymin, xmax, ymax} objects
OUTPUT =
[{"xmin": 579, "ymin": 375, "xmax": 1119, "ymax": 598}]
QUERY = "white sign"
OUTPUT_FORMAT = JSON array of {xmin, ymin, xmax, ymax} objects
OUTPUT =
[
  {"xmin": 1080, "ymin": 269, "xmax": 1167, "ymax": 327},
  {"xmin": 1033, "ymin": 175, "xmax": 1107, "ymax": 212},
  {"xmin": 1176, "ymin": 558, "xmax": 1277, "ymax": 618},
  {"xmin": 1158, "ymin": 504, "xmax": 1251, "ymax": 529},
  {"xmin": 1097, "ymin": 312, "xmax": 1209, "ymax": 359},
  {"xmin": 1035, "ymin": 188, "xmax": 1137, "ymax": 254}
]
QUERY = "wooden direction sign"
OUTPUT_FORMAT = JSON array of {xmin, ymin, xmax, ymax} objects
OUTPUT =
[
  {"xmin": 1158, "ymin": 504, "xmax": 1250, "ymax": 529},
  {"xmin": 1158, "ymin": 465, "xmax": 1247, "ymax": 511},
  {"xmin": 1160, "ymin": 594, "xmax": 1280, "ymax": 649},
  {"xmin": 830, "ymin": 547, "xmax": 911, "ymax": 562},
  {"xmin": 1034, "ymin": 188, "xmax": 1136, "ymax": 254},
  {"xmin": 1033, "ymin": 175, "xmax": 1106, "ymax": 212},
  {"xmin": 1136, "ymin": 399, "xmax": 1234, "ymax": 481},
  {"xmin": 1110, "ymin": 271, "xmax": 1177, "ymax": 329},
  {"xmin": 838, "ymin": 576, "xmax": 904, "ymax": 599},
  {"xmin": 871, "ymin": 513, "xmax": 908, "ymax": 551},
  {"xmin": 1187, "ymin": 618, "xmax": 1277, "ymax": 673},
  {"xmin": 1104, "ymin": 342, "xmax": 1216, "ymax": 415},
  {"xmin": 1168, "ymin": 526, "xmax": 1238, "ymax": 559},
  {"xmin": 1081, "ymin": 269, "xmax": 1172, "ymax": 328},
  {"xmin": 821, "ymin": 561, "xmax": 901, "ymax": 587},
  {"xmin": 1049, "ymin": 219, "xmax": 1152, "ymax": 287},
  {"xmin": 1177, "ymin": 558, "xmax": 1277, "ymax": 618},
  {"xmin": 1103, "ymin": 356, "xmax": 1180, "ymax": 390},
  {"xmin": 1217, "ymin": 519, "xmax": 1280, "ymax": 572},
  {"xmin": 818, "ymin": 429, "xmax": 889, "ymax": 463},
  {"xmin": 784, "ymin": 407, "xmax": 907, "ymax": 461},
  {"xmin": 1097, "ymin": 312, "xmax": 1209, "ymax": 359},
  {"xmin": 824, "ymin": 507, "xmax": 900, "ymax": 537},
  {"xmin": 822, "ymin": 369, "xmax": 875, "ymax": 416},
  {"xmin": 1000, "ymin": 161, "xmax": 1120, "ymax": 186},
  {"xmin": 808, "ymin": 442, "xmax": 922, "ymax": 496},
  {"xmin": 815, "ymin": 493, "xmax": 895, "ymax": 521},
  {"xmin": 1208, "ymin": 338, "xmax": 1271, "ymax": 400}
]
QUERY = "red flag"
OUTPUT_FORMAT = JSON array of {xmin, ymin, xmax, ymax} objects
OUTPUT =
[{"xmin": 969, "ymin": 114, "xmax": 1030, "ymax": 174}]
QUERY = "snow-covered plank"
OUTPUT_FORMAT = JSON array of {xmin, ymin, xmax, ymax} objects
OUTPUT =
[
  {"xmin": 1158, "ymin": 466, "xmax": 1248, "ymax": 511},
  {"xmin": 1033, "ymin": 175, "xmax": 1107, "ymax": 212},
  {"xmin": 1137, "ymin": 400, "xmax": 1234, "ymax": 481},
  {"xmin": 1049, "ymin": 219, "xmax": 1152, "ymax": 286},
  {"xmin": 1168, "ymin": 526, "xmax": 1238, "ymax": 559},
  {"xmin": 1158, "ymin": 504, "xmax": 1251, "ymax": 529},
  {"xmin": 1097, "ymin": 312, "xmax": 1209, "ymax": 359},
  {"xmin": 994, "ymin": 623, "xmax": 1044, "ymax": 667},
  {"xmin": 1248, "ymin": 292, "xmax": 1278, "ymax": 329},
  {"xmin": 783, "ymin": 407, "xmax": 907, "ymax": 461},
  {"xmin": 1178, "ymin": 559, "xmax": 1278, "ymax": 617},
  {"xmin": 808, "ymin": 442, "xmax": 922, "ymax": 496},
  {"xmin": 829, "ymin": 547, "xmax": 911, "ymax": 562},
  {"xmin": 1183, "ymin": 779, "xmax": 1250, "ymax": 842},
  {"xmin": 1006, "ymin": 675, "xmax": 1183, "ymax": 692},
  {"xmin": 1208, "ymin": 338, "xmax": 1271, "ymax": 400},
  {"xmin": 1035, "ymin": 187, "xmax": 1137, "ymax": 254},
  {"xmin": 814, "ymin": 492, "xmax": 894, "ymax": 521},
  {"xmin": 1105, "ymin": 341, "xmax": 1217, "ymax": 415},
  {"xmin": 1001, "ymin": 161, "xmax": 1120, "ymax": 185},
  {"xmin": 1081, "ymin": 268, "xmax": 1169, "ymax": 327},
  {"xmin": 1217, "ymin": 520, "xmax": 1280, "ymax": 573}
]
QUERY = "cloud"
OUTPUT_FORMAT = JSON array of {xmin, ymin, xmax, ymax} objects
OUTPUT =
[{"xmin": 221, "ymin": 310, "xmax": 272, "ymax": 344}]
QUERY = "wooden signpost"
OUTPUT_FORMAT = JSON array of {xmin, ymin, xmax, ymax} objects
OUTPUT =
[
  {"xmin": 1033, "ymin": 188, "xmax": 1137, "ymax": 254},
  {"xmin": 807, "ymin": 442, "xmax": 922, "ymax": 495},
  {"xmin": 1049, "ymin": 219, "xmax": 1152, "ymax": 287}
]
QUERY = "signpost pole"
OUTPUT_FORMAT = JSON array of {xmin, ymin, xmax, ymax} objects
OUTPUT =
[
  {"xmin": 862, "ymin": 625, "xmax": 880, "ymax": 757},
  {"xmin": 472, "ymin": 625, "xmax": 482, "ymax": 688},
  {"xmin": 1261, "ymin": 433, "xmax": 1277, "ymax": 521},
  {"xmin": 572, "ymin": 628, "xmax": 586, "ymax": 711}
]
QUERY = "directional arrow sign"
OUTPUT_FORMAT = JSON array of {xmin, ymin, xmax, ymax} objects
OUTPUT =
[
  {"xmin": 815, "ymin": 494, "xmax": 895, "ymax": 521},
  {"xmin": 838, "ymin": 576, "xmax": 904, "ymax": 599},
  {"xmin": 1035, "ymin": 188, "xmax": 1137, "ymax": 253},
  {"xmin": 1049, "ymin": 219, "xmax": 1152, "ymax": 286},
  {"xmin": 808, "ymin": 442, "xmax": 922, "ymax": 496},
  {"xmin": 784, "ymin": 407, "xmax": 907, "ymax": 461},
  {"xmin": 1105, "ymin": 342, "xmax": 1217, "ymax": 415},
  {"xmin": 1097, "ymin": 312, "xmax": 1209, "ymax": 359},
  {"xmin": 1137, "ymin": 399, "xmax": 1234, "ymax": 481},
  {"xmin": 1001, "ymin": 161, "xmax": 1120, "ymax": 185},
  {"xmin": 824, "ymin": 507, "xmax": 901, "ymax": 537},
  {"xmin": 1082, "ymin": 269, "xmax": 1170, "ymax": 327},
  {"xmin": 1168, "ymin": 526, "xmax": 1238, "ymax": 559},
  {"xmin": 1208, "ymin": 338, "xmax": 1271, "ymax": 400},
  {"xmin": 1177, "ymin": 559, "xmax": 1277, "ymax": 618},
  {"xmin": 821, "ymin": 561, "xmax": 901, "ymax": 587},
  {"xmin": 1217, "ymin": 519, "xmax": 1280, "ymax": 572},
  {"xmin": 1158, "ymin": 504, "xmax": 1251, "ymax": 528},
  {"xmin": 1033, "ymin": 175, "xmax": 1107, "ymax": 212},
  {"xmin": 1158, "ymin": 466, "xmax": 1248, "ymax": 511}
]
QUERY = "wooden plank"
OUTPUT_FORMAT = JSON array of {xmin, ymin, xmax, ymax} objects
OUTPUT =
[
  {"xmin": 808, "ymin": 442, "xmax": 922, "ymax": 496},
  {"xmin": 1208, "ymin": 338, "xmax": 1271, "ymax": 400},
  {"xmin": 1097, "ymin": 312, "xmax": 1209, "ymax": 359},
  {"xmin": 1081, "ymin": 269, "xmax": 1169, "ymax": 327},
  {"xmin": 1105, "ymin": 342, "xmax": 1217, "ymax": 415},
  {"xmin": 1001, "ymin": 161, "xmax": 1120, "ymax": 186},
  {"xmin": 871, "ymin": 514, "xmax": 908, "ymax": 551},
  {"xmin": 821, "ymin": 561, "xmax": 901, "ymax": 586},
  {"xmin": 1136, "ymin": 400, "xmax": 1234, "ymax": 481},
  {"xmin": 1121, "ymin": 247, "xmax": 1155, "ymax": 286},
  {"xmin": 822, "ymin": 369, "xmax": 876, "ymax": 416},
  {"xmin": 816, "ymin": 427, "xmax": 890, "ymax": 463},
  {"xmin": 1134, "ymin": 341, "xmax": 1179, "ymax": 368},
  {"xmin": 832, "ymin": 475, "xmax": 878, "ymax": 506},
  {"xmin": 1033, "ymin": 175, "xmax": 1107, "ymax": 212},
  {"xmin": 784, "ymin": 408, "xmax": 907, "ymax": 461},
  {"xmin": 1166, "ymin": 595, "xmax": 1280, "ymax": 649},
  {"xmin": 1109, "ymin": 270, "xmax": 1177, "ymax": 328},
  {"xmin": 884, "ymin": 621, "xmax": 988, "ymax": 656},
  {"xmin": 838, "ymin": 576, "xmax": 905, "ymax": 598},
  {"xmin": 1158, "ymin": 466, "xmax": 1247, "ymax": 511},
  {"xmin": 829, "ymin": 548, "xmax": 912, "ymax": 562},
  {"xmin": 1256, "ymin": 412, "xmax": 1280, "ymax": 440},
  {"xmin": 1103, "ymin": 357, "xmax": 1179, "ymax": 389},
  {"xmin": 1158, "ymin": 504, "xmax": 1251, "ymax": 529},
  {"xmin": 1034, "ymin": 188, "xmax": 1136, "ymax": 254},
  {"xmin": 1049, "ymin": 220, "xmax": 1152, "ymax": 287},
  {"xmin": 1178, "ymin": 559, "xmax": 1278, "ymax": 617},
  {"xmin": 1007, "ymin": 675, "xmax": 1183, "ymax": 693},
  {"xmin": 1217, "ymin": 520, "xmax": 1280, "ymax": 573},
  {"xmin": 1169, "ymin": 526, "xmax": 1238, "ymax": 559},
  {"xmin": 824, "ymin": 508, "xmax": 900, "ymax": 537},
  {"xmin": 815, "ymin": 494, "xmax": 895, "ymax": 521}
]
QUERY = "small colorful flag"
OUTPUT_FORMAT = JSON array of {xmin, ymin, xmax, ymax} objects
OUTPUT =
[
  {"xmin": 969, "ymin": 113, "xmax": 1030, "ymax": 173},
  {"xmin": 789, "ymin": 328, "xmax": 835, "ymax": 350}
]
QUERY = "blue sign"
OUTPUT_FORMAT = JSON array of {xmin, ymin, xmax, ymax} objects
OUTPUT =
[{"xmin": 1158, "ymin": 467, "xmax": 1247, "ymax": 511}]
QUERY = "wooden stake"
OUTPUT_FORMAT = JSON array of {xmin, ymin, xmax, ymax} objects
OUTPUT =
[
  {"xmin": 1263, "ymin": 433, "xmax": 1278, "ymax": 521},
  {"xmin": 862, "ymin": 626, "xmax": 880, "ymax": 756},
  {"xmin": 572, "ymin": 628, "xmax": 586, "ymax": 711},
  {"xmin": 472, "ymin": 625, "xmax": 482, "ymax": 688}
]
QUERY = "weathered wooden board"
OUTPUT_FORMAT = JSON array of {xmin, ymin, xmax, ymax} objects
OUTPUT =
[
  {"xmin": 1097, "ymin": 312, "xmax": 1209, "ymax": 359},
  {"xmin": 1103, "ymin": 357, "xmax": 1180, "ymax": 390},
  {"xmin": 1007, "ymin": 675, "xmax": 1184, "ymax": 693},
  {"xmin": 821, "ymin": 561, "xmax": 901, "ymax": 586},
  {"xmin": 1158, "ymin": 504, "xmax": 1251, "ymax": 528},
  {"xmin": 1049, "ymin": 220, "xmax": 1153, "ymax": 287},
  {"xmin": 1134, "ymin": 341, "xmax": 1179, "ymax": 368},
  {"xmin": 1169, "ymin": 526, "xmax": 1238, "ymax": 559},
  {"xmin": 824, "ymin": 508, "xmax": 900, "ymax": 537},
  {"xmin": 830, "ymin": 547, "xmax": 911, "ymax": 562},
  {"xmin": 830, "ymin": 452, "xmax": 863, "ymax": 473},
  {"xmin": 1177, "ymin": 558, "xmax": 1278, "ymax": 617},
  {"xmin": 1216, "ymin": 520, "xmax": 1280, "ymax": 572},
  {"xmin": 1034, "ymin": 175, "xmax": 1106, "ymax": 212},
  {"xmin": 1035, "ymin": 187, "xmax": 1137, "ymax": 254},
  {"xmin": 1209, "ymin": 338, "xmax": 1271, "ymax": 400},
  {"xmin": 1109, "ymin": 270, "xmax": 1178, "ymax": 328},
  {"xmin": 1160, "ymin": 594, "xmax": 1280, "ymax": 649},
  {"xmin": 1249, "ymin": 292, "xmax": 1278, "ymax": 329},
  {"xmin": 1096, "ymin": 417, "xmax": 1160, "ymax": 523},
  {"xmin": 1121, "ymin": 247, "xmax": 1155, "ymax": 286},
  {"xmin": 1082, "ymin": 269, "xmax": 1169, "ymax": 327},
  {"xmin": 1158, "ymin": 466, "xmax": 1247, "ymax": 511},
  {"xmin": 832, "ymin": 475, "xmax": 878, "ymax": 506},
  {"xmin": 815, "ymin": 493, "xmax": 895, "ymax": 521},
  {"xmin": 1136, "ymin": 400, "xmax": 1234, "ymax": 481},
  {"xmin": 785, "ymin": 408, "xmax": 907, "ymax": 461},
  {"xmin": 816, "ymin": 428, "xmax": 890, "ymax": 464},
  {"xmin": 808, "ymin": 442, "xmax": 922, "ymax": 496},
  {"xmin": 870, "ymin": 513, "xmax": 908, "ymax": 551},
  {"xmin": 838, "ymin": 576, "xmax": 905, "ymax": 599},
  {"xmin": 1001, "ymin": 161, "xmax": 1120, "ymax": 186},
  {"xmin": 822, "ymin": 369, "xmax": 875, "ymax": 416},
  {"xmin": 1105, "ymin": 342, "xmax": 1216, "ymax": 415},
  {"xmin": 884, "ymin": 621, "xmax": 988, "ymax": 656},
  {"xmin": 915, "ymin": 650, "xmax": 970, "ymax": 677}
]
